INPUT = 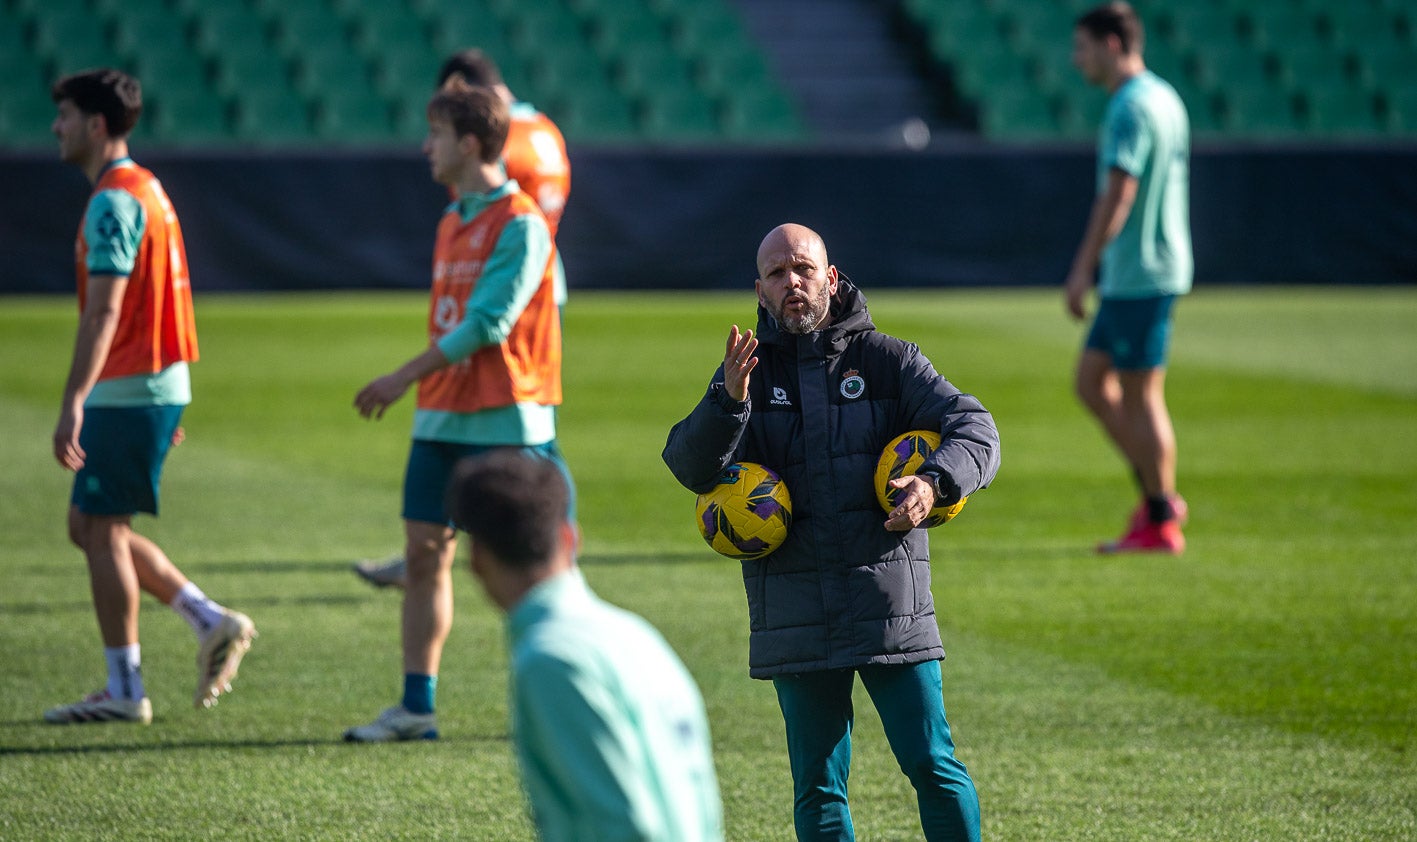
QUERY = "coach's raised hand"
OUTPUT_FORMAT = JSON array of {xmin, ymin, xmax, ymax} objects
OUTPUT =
[{"xmin": 722, "ymin": 325, "xmax": 757, "ymax": 402}]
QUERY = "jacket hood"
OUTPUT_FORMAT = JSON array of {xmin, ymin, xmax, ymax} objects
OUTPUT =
[{"xmin": 756, "ymin": 275, "xmax": 876, "ymax": 353}]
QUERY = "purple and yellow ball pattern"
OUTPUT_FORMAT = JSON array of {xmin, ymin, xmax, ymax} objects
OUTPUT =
[
  {"xmin": 874, "ymin": 430, "xmax": 967, "ymax": 528},
  {"xmin": 695, "ymin": 462, "xmax": 793, "ymax": 560}
]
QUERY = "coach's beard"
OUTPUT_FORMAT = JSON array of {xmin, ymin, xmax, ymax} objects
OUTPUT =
[{"xmin": 773, "ymin": 288, "xmax": 830, "ymax": 335}]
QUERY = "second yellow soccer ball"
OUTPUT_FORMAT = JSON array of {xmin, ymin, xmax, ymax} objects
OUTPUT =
[{"xmin": 874, "ymin": 430, "xmax": 967, "ymax": 527}]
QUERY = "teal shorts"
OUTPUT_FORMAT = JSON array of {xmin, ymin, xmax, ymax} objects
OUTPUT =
[
  {"xmin": 70, "ymin": 405, "xmax": 184, "ymax": 516},
  {"xmin": 1084, "ymin": 295, "xmax": 1177, "ymax": 370},
  {"xmin": 402, "ymin": 439, "xmax": 575, "ymax": 526}
]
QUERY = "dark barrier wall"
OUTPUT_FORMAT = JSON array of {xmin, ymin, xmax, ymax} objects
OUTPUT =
[{"xmin": 3, "ymin": 144, "xmax": 1415, "ymax": 295}]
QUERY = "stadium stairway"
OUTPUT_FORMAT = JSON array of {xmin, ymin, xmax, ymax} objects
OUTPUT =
[{"xmin": 727, "ymin": 0, "xmax": 944, "ymax": 144}]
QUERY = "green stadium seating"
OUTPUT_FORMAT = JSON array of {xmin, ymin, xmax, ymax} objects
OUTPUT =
[
  {"xmin": 272, "ymin": 8, "xmax": 353, "ymax": 58},
  {"xmin": 233, "ymin": 91, "xmax": 312, "ymax": 145},
  {"xmin": 425, "ymin": 8, "xmax": 513, "ymax": 61},
  {"xmin": 978, "ymin": 89, "xmax": 1061, "ymax": 140},
  {"xmin": 112, "ymin": 12, "xmax": 191, "ymax": 63},
  {"xmin": 1215, "ymin": 88, "xmax": 1303, "ymax": 137},
  {"xmin": 191, "ymin": 7, "xmax": 271, "ymax": 60},
  {"xmin": 374, "ymin": 46, "xmax": 441, "ymax": 102},
  {"xmin": 132, "ymin": 48, "xmax": 212, "ymax": 105},
  {"xmin": 719, "ymin": 86, "xmax": 805, "ymax": 142},
  {"xmin": 212, "ymin": 51, "xmax": 293, "ymax": 101},
  {"xmin": 294, "ymin": 45, "xmax": 375, "ymax": 100},
  {"xmin": 0, "ymin": 0, "xmax": 802, "ymax": 146},
  {"xmin": 668, "ymin": 5, "xmax": 743, "ymax": 56},
  {"xmin": 613, "ymin": 44, "xmax": 697, "ymax": 102},
  {"xmin": 149, "ymin": 91, "xmax": 231, "ymax": 146},
  {"xmin": 525, "ymin": 47, "xmax": 611, "ymax": 103},
  {"xmin": 547, "ymin": 86, "xmax": 637, "ymax": 142},
  {"xmin": 636, "ymin": 89, "xmax": 720, "ymax": 143},
  {"xmin": 313, "ymin": 89, "xmax": 395, "ymax": 143},
  {"xmin": 349, "ymin": 6, "xmax": 430, "ymax": 59},
  {"xmin": 692, "ymin": 39, "xmax": 774, "ymax": 98},
  {"xmin": 1298, "ymin": 85, "xmax": 1387, "ymax": 136},
  {"xmin": 0, "ymin": 87, "xmax": 58, "ymax": 150}
]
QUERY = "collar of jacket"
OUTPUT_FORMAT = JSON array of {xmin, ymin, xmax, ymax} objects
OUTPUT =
[{"xmin": 756, "ymin": 276, "xmax": 876, "ymax": 355}]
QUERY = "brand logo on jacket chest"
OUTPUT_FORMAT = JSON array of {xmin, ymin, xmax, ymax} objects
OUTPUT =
[
  {"xmin": 840, "ymin": 369, "xmax": 865, "ymax": 399},
  {"xmin": 770, "ymin": 386, "xmax": 793, "ymax": 407}
]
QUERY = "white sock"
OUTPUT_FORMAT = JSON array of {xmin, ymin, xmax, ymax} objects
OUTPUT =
[
  {"xmin": 171, "ymin": 582, "xmax": 227, "ymax": 640},
  {"xmin": 104, "ymin": 644, "xmax": 146, "ymax": 701}
]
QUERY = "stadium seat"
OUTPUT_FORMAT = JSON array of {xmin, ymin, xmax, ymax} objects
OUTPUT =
[
  {"xmin": 426, "ymin": 9, "xmax": 514, "ymax": 61},
  {"xmin": 112, "ymin": 12, "xmax": 192, "ymax": 64},
  {"xmin": 692, "ymin": 39, "xmax": 774, "ymax": 97},
  {"xmin": 586, "ymin": 7, "xmax": 665, "ymax": 60},
  {"xmin": 191, "ymin": 6, "xmax": 271, "ymax": 59},
  {"xmin": 1381, "ymin": 88, "xmax": 1417, "ymax": 134},
  {"xmin": 547, "ymin": 86, "xmax": 638, "ymax": 142},
  {"xmin": 667, "ymin": 5, "xmax": 743, "ymax": 56},
  {"xmin": 613, "ymin": 44, "xmax": 697, "ymax": 102},
  {"xmin": 719, "ymin": 87, "xmax": 806, "ymax": 142},
  {"xmin": 508, "ymin": 7, "xmax": 586, "ymax": 57},
  {"xmin": 978, "ymin": 88, "xmax": 1060, "ymax": 140},
  {"xmin": 233, "ymin": 91, "xmax": 313, "ymax": 145},
  {"xmin": 294, "ymin": 45, "xmax": 375, "ymax": 100},
  {"xmin": 349, "ymin": 6, "xmax": 430, "ymax": 59},
  {"xmin": 1155, "ymin": 6, "xmax": 1242, "ymax": 51},
  {"xmin": 313, "ymin": 89, "xmax": 394, "ymax": 143},
  {"xmin": 1243, "ymin": 9, "xmax": 1327, "ymax": 53},
  {"xmin": 636, "ymin": 89, "xmax": 720, "ymax": 143},
  {"xmin": 374, "ymin": 47, "xmax": 441, "ymax": 101},
  {"xmin": 212, "ymin": 51, "xmax": 293, "ymax": 101},
  {"xmin": 526, "ymin": 47, "xmax": 611, "ymax": 103},
  {"xmin": 132, "ymin": 48, "xmax": 213, "ymax": 105},
  {"xmin": 148, "ymin": 91, "xmax": 231, "ymax": 146},
  {"xmin": 1215, "ymin": 88, "xmax": 1302, "ymax": 137},
  {"xmin": 1185, "ymin": 48, "xmax": 1273, "ymax": 95},
  {"xmin": 948, "ymin": 41, "xmax": 1036, "ymax": 102},
  {"xmin": 1297, "ymin": 86, "xmax": 1386, "ymax": 136},
  {"xmin": 271, "ymin": 8, "xmax": 353, "ymax": 57},
  {"xmin": 0, "ymin": 88, "xmax": 59, "ymax": 150}
]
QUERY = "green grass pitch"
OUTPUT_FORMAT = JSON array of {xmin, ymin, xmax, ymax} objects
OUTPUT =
[{"xmin": 1, "ymin": 286, "xmax": 1413, "ymax": 840}]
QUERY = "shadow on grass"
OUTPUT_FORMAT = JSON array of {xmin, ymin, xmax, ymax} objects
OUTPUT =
[
  {"xmin": 1, "ymin": 592, "xmax": 373, "ymax": 616},
  {"xmin": 0, "ymin": 731, "xmax": 510, "ymax": 756},
  {"xmin": 578, "ymin": 550, "xmax": 719, "ymax": 566}
]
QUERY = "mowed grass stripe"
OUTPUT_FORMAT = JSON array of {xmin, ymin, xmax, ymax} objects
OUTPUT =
[{"xmin": 1, "ymin": 288, "xmax": 1413, "ymax": 840}]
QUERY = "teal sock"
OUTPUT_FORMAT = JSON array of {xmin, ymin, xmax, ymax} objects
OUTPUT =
[{"xmin": 402, "ymin": 674, "xmax": 436, "ymax": 715}]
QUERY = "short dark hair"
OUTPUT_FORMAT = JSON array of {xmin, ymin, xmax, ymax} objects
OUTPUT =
[
  {"xmin": 51, "ymin": 68, "xmax": 143, "ymax": 137},
  {"xmin": 427, "ymin": 84, "xmax": 509, "ymax": 162},
  {"xmin": 1076, "ymin": 2, "xmax": 1145, "ymax": 56},
  {"xmin": 447, "ymin": 449, "xmax": 570, "ymax": 569},
  {"xmin": 436, "ymin": 49, "xmax": 504, "ymax": 89}
]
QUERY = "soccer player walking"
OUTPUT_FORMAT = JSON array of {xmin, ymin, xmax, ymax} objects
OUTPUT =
[
  {"xmin": 353, "ymin": 48, "xmax": 573, "ymax": 590},
  {"xmin": 345, "ymin": 84, "xmax": 568, "ymax": 742},
  {"xmin": 1066, "ymin": 2, "xmax": 1192, "ymax": 554},
  {"xmin": 45, "ymin": 69, "xmax": 255, "ymax": 725}
]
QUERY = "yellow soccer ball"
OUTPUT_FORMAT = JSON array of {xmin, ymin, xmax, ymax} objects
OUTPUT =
[
  {"xmin": 874, "ymin": 430, "xmax": 967, "ymax": 528},
  {"xmin": 695, "ymin": 462, "xmax": 793, "ymax": 560}
]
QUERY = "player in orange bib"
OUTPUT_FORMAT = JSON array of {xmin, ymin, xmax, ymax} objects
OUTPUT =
[
  {"xmin": 45, "ymin": 69, "xmax": 255, "ymax": 726},
  {"xmin": 353, "ymin": 48, "xmax": 574, "ymax": 590},
  {"xmin": 346, "ymin": 84, "xmax": 571, "ymax": 742}
]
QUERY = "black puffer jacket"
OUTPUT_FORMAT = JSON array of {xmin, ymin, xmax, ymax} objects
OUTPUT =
[{"xmin": 663, "ymin": 280, "xmax": 1000, "ymax": 679}]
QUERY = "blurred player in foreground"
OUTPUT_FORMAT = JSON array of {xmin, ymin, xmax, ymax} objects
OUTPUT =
[
  {"xmin": 344, "ymin": 84, "xmax": 566, "ymax": 742},
  {"xmin": 664, "ymin": 224, "xmax": 1000, "ymax": 841},
  {"xmin": 1065, "ymin": 2, "xmax": 1192, "ymax": 554},
  {"xmin": 45, "ymin": 69, "xmax": 255, "ymax": 725},
  {"xmin": 449, "ymin": 450, "xmax": 723, "ymax": 841},
  {"xmin": 354, "ymin": 48, "xmax": 572, "ymax": 590}
]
